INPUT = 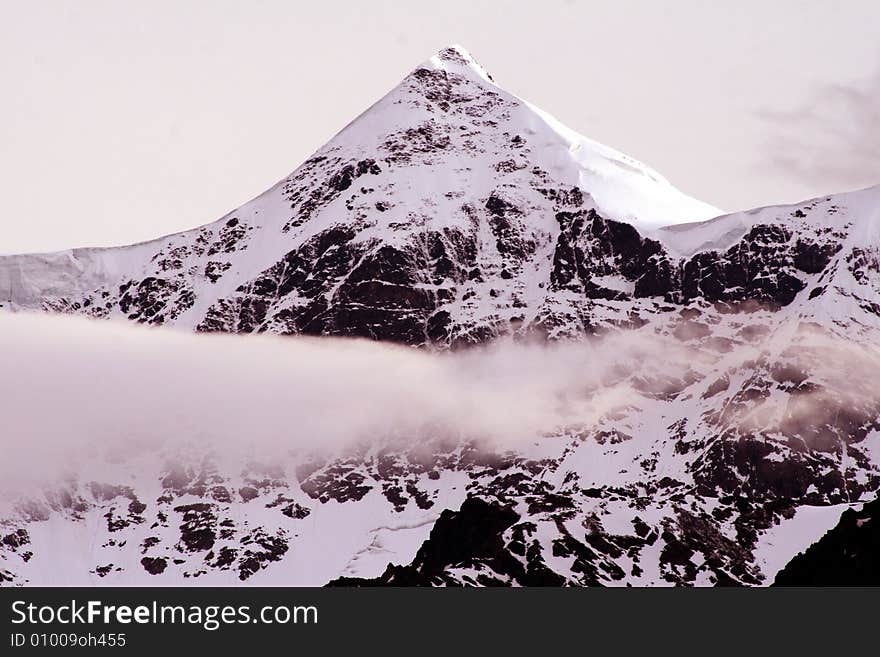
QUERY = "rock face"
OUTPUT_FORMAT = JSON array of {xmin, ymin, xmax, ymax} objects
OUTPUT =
[{"xmin": 1, "ymin": 46, "xmax": 880, "ymax": 587}]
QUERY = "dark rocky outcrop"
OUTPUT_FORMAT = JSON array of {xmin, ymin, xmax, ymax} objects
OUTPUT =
[
  {"xmin": 328, "ymin": 497, "xmax": 554, "ymax": 586},
  {"xmin": 774, "ymin": 497, "xmax": 880, "ymax": 586}
]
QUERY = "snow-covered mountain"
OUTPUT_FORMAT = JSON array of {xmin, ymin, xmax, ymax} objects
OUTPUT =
[
  {"xmin": 0, "ymin": 46, "xmax": 720, "ymax": 344},
  {"xmin": 1, "ymin": 45, "xmax": 879, "ymax": 586}
]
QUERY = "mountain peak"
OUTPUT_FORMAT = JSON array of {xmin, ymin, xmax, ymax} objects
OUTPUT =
[
  {"xmin": 420, "ymin": 44, "xmax": 495, "ymax": 84},
  {"xmin": 333, "ymin": 43, "xmax": 721, "ymax": 231},
  {"xmin": 1, "ymin": 43, "xmax": 728, "ymax": 333}
]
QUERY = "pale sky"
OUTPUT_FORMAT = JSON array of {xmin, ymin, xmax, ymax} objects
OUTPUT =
[{"xmin": 2, "ymin": 0, "xmax": 879, "ymax": 253}]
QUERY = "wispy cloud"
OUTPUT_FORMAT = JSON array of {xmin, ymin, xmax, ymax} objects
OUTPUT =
[{"xmin": 757, "ymin": 69, "xmax": 880, "ymax": 191}]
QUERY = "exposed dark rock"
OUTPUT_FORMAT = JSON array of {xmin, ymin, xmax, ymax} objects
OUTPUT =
[
  {"xmin": 174, "ymin": 503, "xmax": 217, "ymax": 552},
  {"xmin": 141, "ymin": 556, "xmax": 168, "ymax": 575}
]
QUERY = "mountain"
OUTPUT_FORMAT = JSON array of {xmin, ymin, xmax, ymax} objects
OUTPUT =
[
  {"xmin": 0, "ymin": 45, "xmax": 719, "ymax": 345},
  {"xmin": 1, "ymin": 45, "xmax": 879, "ymax": 587}
]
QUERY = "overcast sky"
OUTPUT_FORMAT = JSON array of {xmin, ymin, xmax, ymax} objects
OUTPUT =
[{"xmin": 2, "ymin": 0, "xmax": 879, "ymax": 253}]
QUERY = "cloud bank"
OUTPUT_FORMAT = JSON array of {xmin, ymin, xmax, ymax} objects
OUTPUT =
[
  {"xmin": 0, "ymin": 312, "xmax": 878, "ymax": 496},
  {"xmin": 0, "ymin": 313, "xmax": 691, "ymax": 490}
]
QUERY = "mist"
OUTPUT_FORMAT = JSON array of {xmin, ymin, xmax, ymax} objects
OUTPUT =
[
  {"xmin": 0, "ymin": 312, "xmax": 878, "ymax": 495},
  {"xmin": 0, "ymin": 313, "xmax": 684, "ymax": 490}
]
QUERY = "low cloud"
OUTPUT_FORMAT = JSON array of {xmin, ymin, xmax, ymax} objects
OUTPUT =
[
  {"xmin": 0, "ymin": 312, "xmax": 878, "ymax": 496},
  {"xmin": 0, "ymin": 313, "xmax": 690, "ymax": 492}
]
